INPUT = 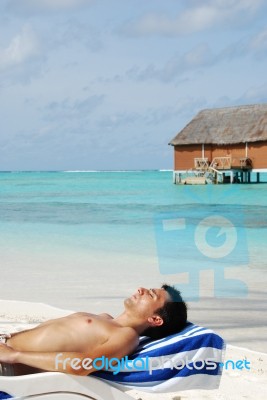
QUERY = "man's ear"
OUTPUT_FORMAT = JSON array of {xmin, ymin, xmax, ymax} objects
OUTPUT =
[{"xmin": 147, "ymin": 315, "xmax": 164, "ymax": 327}]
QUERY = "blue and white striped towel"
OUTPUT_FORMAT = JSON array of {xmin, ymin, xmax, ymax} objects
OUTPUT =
[{"xmin": 95, "ymin": 322, "xmax": 225, "ymax": 392}]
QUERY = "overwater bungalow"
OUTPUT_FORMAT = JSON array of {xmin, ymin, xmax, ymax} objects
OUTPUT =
[{"xmin": 169, "ymin": 104, "xmax": 267, "ymax": 184}]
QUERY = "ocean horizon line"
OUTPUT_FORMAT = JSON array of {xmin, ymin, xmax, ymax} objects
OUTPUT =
[{"xmin": 0, "ymin": 169, "xmax": 173, "ymax": 173}]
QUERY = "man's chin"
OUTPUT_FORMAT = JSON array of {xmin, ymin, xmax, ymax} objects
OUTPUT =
[{"xmin": 124, "ymin": 297, "xmax": 133, "ymax": 307}]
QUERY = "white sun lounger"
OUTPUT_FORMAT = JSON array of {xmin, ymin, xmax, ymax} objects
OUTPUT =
[
  {"xmin": 0, "ymin": 373, "xmax": 132, "ymax": 399},
  {"xmin": 0, "ymin": 322, "xmax": 225, "ymax": 400}
]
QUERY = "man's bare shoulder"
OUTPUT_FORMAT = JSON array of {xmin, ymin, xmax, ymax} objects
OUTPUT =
[
  {"xmin": 94, "ymin": 325, "xmax": 138, "ymax": 358},
  {"xmin": 99, "ymin": 313, "xmax": 114, "ymax": 319},
  {"xmin": 112, "ymin": 325, "xmax": 139, "ymax": 348}
]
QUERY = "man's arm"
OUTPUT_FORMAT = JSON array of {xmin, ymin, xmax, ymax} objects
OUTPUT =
[
  {"xmin": 0, "ymin": 344, "xmax": 88, "ymax": 375},
  {"xmin": 0, "ymin": 329, "xmax": 138, "ymax": 376}
]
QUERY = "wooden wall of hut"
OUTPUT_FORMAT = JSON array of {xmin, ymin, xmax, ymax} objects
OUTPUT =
[
  {"xmin": 174, "ymin": 141, "xmax": 267, "ymax": 170},
  {"xmin": 248, "ymin": 141, "xmax": 267, "ymax": 168},
  {"xmin": 174, "ymin": 145, "xmax": 202, "ymax": 170}
]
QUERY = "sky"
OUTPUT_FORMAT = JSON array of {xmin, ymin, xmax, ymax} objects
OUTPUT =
[{"xmin": 1, "ymin": 0, "xmax": 267, "ymax": 171}]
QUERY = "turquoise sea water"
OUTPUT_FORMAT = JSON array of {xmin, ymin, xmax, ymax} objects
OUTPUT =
[
  {"xmin": 0, "ymin": 171, "xmax": 267, "ymax": 306},
  {"xmin": 1, "ymin": 170, "xmax": 267, "ymax": 259}
]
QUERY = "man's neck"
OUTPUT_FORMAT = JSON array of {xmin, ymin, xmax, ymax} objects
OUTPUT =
[{"xmin": 114, "ymin": 312, "xmax": 148, "ymax": 335}]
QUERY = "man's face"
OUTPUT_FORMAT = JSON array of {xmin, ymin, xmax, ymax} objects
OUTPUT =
[{"xmin": 125, "ymin": 287, "xmax": 171, "ymax": 319}]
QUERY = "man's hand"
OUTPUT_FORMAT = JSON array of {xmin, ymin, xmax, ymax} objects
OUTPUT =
[{"xmin": 0, "ymin": 343, "xmax": 18, "ymax": 364}]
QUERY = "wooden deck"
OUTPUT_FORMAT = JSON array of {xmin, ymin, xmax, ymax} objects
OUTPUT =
[
  {"xmin": 181, "ymin": 176, "xmax": 207, "ymax": 185},
  {"xmin": 173, "ymin": 156, "xmax": 258, "ymax": 185}
]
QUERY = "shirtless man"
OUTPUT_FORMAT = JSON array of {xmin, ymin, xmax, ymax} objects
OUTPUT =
[{"xmin": 0, "ymin": 284, "xmax": 187, "ymax": 376}]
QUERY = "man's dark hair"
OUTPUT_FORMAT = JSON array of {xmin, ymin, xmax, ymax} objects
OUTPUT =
[{"xmin": 143, "ymin": 284, "xmax": 187, "ymax": 340}]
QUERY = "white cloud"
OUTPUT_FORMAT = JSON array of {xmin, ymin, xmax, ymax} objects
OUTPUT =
[
  {"xmin": 123, "ymin": 0, "xmax": 264, "ymax": 36},
  {"xmin": 44, "ymin": 95, "xmax": 105, "ymax": 122},
  {"xmin": 183, "ymin": 43, "xmax": 215, "ymax": 67},
  {"xmin": 32, "ymin": 0, "xmax": 87, "ymax": 9},
  {"xmin": 221, "ymin": 26, "xmax": 267, "ymax": 60},
  {"xmin": 213, "ymin": 82, "xmax": 267, "ymax": 107},
  {"xmin": 127, "ymin": 43, "xmax": 216, "ymax": 82},
  {"xmin": 0, "ymin": 25, "xmax": 39, "ymax": 70},
  {"xmin": 240, "ymin": 82, "xmax": 267, "ymax": 103},
  {"xmin": 57, "ymin": 19, "xmax": 103, "ymax": 52},
  {"xmin": 126, "ymin": 23, "xmax": 267, "ymax": 84},
  {"xmin": 7, "ymin": 0, "xmax": 90, "ymax": 14},
  {"xmin": 249, "ymin": 28, "xmax": 267, "ymax": 55}
]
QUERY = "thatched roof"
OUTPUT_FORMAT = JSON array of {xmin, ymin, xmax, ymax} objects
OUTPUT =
[{"xmin": 169, "ymin": 104, "xmax": 267, "ymax": 146}]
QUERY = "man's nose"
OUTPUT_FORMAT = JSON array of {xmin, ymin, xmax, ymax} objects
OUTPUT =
[{"xmin": 137, "ymin": 287, "xmax": 147, "ymax": 295}]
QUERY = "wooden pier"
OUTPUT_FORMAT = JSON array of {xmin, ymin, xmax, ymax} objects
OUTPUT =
[{"xmin": 173, "ymin": 156, "xmax": 263, "ymax": 184}]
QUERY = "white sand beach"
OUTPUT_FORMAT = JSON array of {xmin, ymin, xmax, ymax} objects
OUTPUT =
[{"xmin": 0, "ymin": 299, "xmax": 266, "ymax": 400}]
